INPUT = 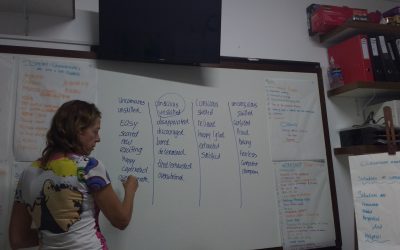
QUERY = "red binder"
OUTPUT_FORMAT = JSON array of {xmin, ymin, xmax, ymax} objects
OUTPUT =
[{"xmin": 327, "ymin": 34, "xmax": 374, "ymax": 84}]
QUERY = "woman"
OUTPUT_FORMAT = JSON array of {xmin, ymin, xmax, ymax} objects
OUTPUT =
[{"xmin": 9, "ymin": 100, "xmax": 138, "ymax": 250}]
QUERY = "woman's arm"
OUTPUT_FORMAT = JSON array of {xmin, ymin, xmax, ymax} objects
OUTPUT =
[
  {"xmin": 93, "ymin": 175, "xmax": 138, "ymax": 230},
  {"xmin": 9, "ymin": 202, "xmax": 39, "ymax": 249}
]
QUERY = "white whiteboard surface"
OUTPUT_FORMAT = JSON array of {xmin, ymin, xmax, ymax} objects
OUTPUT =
[{"xmin": 96, "ymin": 65, "xmax": 282, "ymax": 250}]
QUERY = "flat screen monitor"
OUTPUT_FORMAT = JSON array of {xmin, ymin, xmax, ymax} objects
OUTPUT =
[{"xmin": 97, "ymin": 0, "xmax": 222, "ymax": 64}]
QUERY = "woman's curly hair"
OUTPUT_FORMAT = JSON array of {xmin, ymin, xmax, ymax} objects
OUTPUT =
[{"xmin": 40, "ymin": 100, "xmax": 101, "ymax": 167}]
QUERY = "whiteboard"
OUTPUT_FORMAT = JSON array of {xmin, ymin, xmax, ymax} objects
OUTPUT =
[
  {"xmin": 93, "ymin": 59, "xmax": 339, "ymax": 250},
  {"xmin": 1, "ymin": 51, "xmax": 340, "ymax": 250},
  {"xmin": 96, "ymin": 64, "xmax": 282, "ymax": 250}
]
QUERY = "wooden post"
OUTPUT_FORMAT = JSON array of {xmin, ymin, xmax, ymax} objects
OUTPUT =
[{"xmin": 383, "ymin": 106, "xmax": 397, "ymax": 155}]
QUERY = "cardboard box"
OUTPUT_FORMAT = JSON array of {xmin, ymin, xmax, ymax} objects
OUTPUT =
[
  {"xmin": 383, "ymin": 6, "xmax": 400, "ymax": 18},
  {"xmin": 307, "ymin": 4, "xmax": 368, "ymax": 35}
]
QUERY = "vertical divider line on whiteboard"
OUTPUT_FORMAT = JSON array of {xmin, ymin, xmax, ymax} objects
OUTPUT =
[
  {"xmin": 190, "ymin": 101, "xmax": 202, "ymax": 207},
  {"xmin": 147, "ymin": 101, "xmax": 156, "ymax": 205},
  {"xmin": 227, "ymin": 101, "xmax": 243, "ymax": 208}
]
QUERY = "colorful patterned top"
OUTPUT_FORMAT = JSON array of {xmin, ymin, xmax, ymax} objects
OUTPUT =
[{"xmin": 15, "ymin": 153, "xmax": 111, "ymax": 250}]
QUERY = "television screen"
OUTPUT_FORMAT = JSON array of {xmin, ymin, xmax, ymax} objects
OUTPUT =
[{"xmin": 97, "ymin": 0, "xmax": 221, "ymax": 64}]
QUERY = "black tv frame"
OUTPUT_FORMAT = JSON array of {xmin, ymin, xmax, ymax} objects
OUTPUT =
[{"xmin": 95, "ymin": 0, "xmax": 222, "ymax": 65}]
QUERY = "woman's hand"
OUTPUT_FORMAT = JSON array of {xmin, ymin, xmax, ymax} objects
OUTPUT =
[{"xmin": 122, "ymin": 175, "xmax": 139, "ymax": 193}]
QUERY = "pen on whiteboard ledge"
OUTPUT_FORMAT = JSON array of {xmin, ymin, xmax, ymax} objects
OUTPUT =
[{"xmin": 247, "ymin": 58, "xmax": 260, "ymax": 61}]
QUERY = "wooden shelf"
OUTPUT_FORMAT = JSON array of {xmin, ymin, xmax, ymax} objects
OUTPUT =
[
  {"xmin": 334, "ymin": 145, "xmax": 397, "ymax": 156},
  {"xmin": 327, "ymin": 81, "xmax": 400, "ymax": 98},
  {"xmin": 319, "ymin": 20, "xmax": 400, "ymax": 47},
  {"xmin": 0, "ymin": 0, "xmax": 75, "ymax": 18}
]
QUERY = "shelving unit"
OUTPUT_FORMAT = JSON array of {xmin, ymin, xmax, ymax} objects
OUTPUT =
[
  {"xmin": 329, "ymin": 82, "xmax": 400, "ymax": 155},
  {"xmin": 318, "ymin": 20, "xmax": 400, "ymax": 47},
  {"xmin": 333, "ymin": 145, "xmax": 391, "ymax": 156},
  {"xmin": 327, "ymin": 81, "xmax": 400, "ymax": 98},
  {"xmin": 0, "ymin": 0, "xmax": 75, "ymax": 18},
  {"xmin": 323, "ymin": 21, "xmax": 400, "ymax": 156},
  {"xmin": 329, "ymin": 82, "xmax": 400, "ymax": 156}
]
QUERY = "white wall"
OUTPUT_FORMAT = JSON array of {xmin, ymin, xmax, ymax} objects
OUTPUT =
[{"xmin": 1, "ymin": 0, "xmax": 398, "ymax": 249}]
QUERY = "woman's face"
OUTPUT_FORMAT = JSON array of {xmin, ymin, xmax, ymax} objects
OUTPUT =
[{"xmin": 78, "ymin": 117, "xmax": 101, "ymax": 155}]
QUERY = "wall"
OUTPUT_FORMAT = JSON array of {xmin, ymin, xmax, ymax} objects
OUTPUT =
[{"xmin": 0, "ymin": 0, "xmax": 398, "ymax": 249}]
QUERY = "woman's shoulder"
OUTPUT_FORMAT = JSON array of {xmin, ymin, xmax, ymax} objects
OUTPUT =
[
  {"xmin": 42, "ymin": 153, "xmax": 81, "ymax": 177},
  {"xmin": 66, "ymin": 154, "xmax": 99, "ymax": 168}
]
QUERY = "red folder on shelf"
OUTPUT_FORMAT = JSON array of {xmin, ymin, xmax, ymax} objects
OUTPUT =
[{"xmin": 327, "ymin": 34, "xmax": 374, "ymax": 84}]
